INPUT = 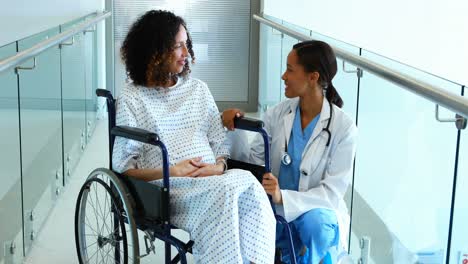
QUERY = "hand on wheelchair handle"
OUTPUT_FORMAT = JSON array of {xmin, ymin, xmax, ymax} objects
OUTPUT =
[
  {"xmin": 222, "ymin": 108, "xmax": 244, "ymax": 130},
  {"xmin": 263, "ymin": 173, "xmax": 283, "ymax": 204}
]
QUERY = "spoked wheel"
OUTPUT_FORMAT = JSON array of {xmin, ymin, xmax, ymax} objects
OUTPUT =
[{"xmin": 75, "ymin": 168, "xmax": 139, "ymax": 264}]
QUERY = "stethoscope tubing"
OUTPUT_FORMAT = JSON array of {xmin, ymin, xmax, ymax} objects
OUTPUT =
[{"xmin": 281, "ymin": 101, "xmax": 333, "ymax": 166}]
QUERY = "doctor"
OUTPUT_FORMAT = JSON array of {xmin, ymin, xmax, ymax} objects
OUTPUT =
[{"xmin": 223, "ymin": 40, "xmax": 357, "ymax": 264}]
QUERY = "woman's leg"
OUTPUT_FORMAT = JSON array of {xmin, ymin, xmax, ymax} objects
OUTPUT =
[
  {"xmin": 159, "ymin": 170, "xmax": 275, "ymax": 263},
  {"xmin": 292, "ymin": 208, "xmax": 339, "ymax": 264},
  {"xmin": 158, "ymin": 174, "xmax": 243, "ymax": 263},
  {"xmin": 235, "ymin": 169, "xmax": 276, "ymax": 264}
]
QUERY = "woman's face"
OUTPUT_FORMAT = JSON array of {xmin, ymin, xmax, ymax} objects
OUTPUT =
[
  {"xmin": 281, "ymin": 50, "xmax": 317, "ymax": 98},
  {"xmin": 168, "ymin": 25, "xmax": 189, "ymax": 74}
]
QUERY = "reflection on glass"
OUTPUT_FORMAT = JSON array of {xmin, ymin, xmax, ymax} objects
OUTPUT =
[
  {"xmin": 84, "ymin": 23, "xmax": 98, "ymax": 143},
  {"xmin": 281, "ymin": 20, "xmax": 310, "ymax": 37},
  {"xmin": 279, "ymin": 23, "xmax": 299, "ymax": 102},
  {"xmin": 311, "ymin": 32, "xmax": 360, "ymax": 123},
  {"xmin": 0, "ymin": 42, "xmax": 24, "ymax": 264},
  {"xmin": 258, "ymin": 23, "xmax": 282, "ymax": 111},
  {"xmin": 17, "ymin": 27, "xmax": 63, "ymax": 253},
  {"xmin": 60, "ymin": 24, "xmax": 86, "ymax": 184},
  {"xmin": 350, "ymin": 50, "xmax": 461, "ymax": 263},
  {"xmin": 449, "ymin": 87, "xmax": 467, "ymax": 264}
]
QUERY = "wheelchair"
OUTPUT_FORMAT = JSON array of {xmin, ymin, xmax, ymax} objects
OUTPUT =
[{"xmin": 74, "ymin": 89, "xmax": 296, "ymax": 264}]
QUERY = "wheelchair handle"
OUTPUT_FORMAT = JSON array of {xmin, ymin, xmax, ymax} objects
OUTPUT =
[
  {"xmin": 233, "ymin": 116, "xmax": 264, "ymax": 130},
  {"xmin": 96, "ymin": 88, "xmax": 113, "ymax": 101},
  {"xmin": 233, "ymin": 117, "xmax": 271, "ymax": 173}
]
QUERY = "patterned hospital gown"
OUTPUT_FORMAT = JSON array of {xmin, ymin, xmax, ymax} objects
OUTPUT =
[{"xmin": 112, "ymin": 77, "xmax": 275, "ymax": 263}]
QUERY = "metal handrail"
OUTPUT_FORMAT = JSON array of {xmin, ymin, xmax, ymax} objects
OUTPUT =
[
  {"xmin": 253, "ymin": 14, "xmax": 468, "ymax": 119},
  {"xmin": 0, "ymin": 11, "xmax": 111, "ymax": 74}
]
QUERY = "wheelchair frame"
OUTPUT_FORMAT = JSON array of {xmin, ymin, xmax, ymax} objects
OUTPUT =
[{"xmin": 74, "ymin": 89, "xmax": 296, "ymax": 264}]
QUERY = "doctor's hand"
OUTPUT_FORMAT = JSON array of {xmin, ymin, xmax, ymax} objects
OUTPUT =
[
  {"xmin": 222, "ymin": 108, "xmax": 244, "ymax": 130},
  {"xmin": 262, "ymin": 173, "xmax": 282, "ymax": 204},
  {"xmin": 170, "ymin": 157, "xmax": 202, "ymax": 177}
]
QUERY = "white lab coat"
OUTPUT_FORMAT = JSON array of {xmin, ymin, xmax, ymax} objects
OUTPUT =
[{"xmin": 229, "ymin": 97, "xmax": 357, "ymax": 250}]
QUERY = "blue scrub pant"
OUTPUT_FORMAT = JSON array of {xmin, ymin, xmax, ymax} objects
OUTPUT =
[{"xmin": 276, "ymin": 208, "xmax": 339, "ymax": 264}]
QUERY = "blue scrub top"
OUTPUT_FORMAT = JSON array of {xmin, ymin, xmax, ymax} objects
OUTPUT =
[{"xmin": 279, "ymin": 106, "xmax": 320, "ymax": 191}]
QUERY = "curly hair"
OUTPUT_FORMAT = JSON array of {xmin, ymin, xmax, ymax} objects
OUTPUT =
[{"xmin": 121, "ymin": 10, "xmax": 195, "ymax": 87}]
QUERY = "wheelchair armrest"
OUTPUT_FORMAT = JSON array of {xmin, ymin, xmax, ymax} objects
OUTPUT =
[
  {"xmin": 111, "ymin": 126, "xmax": 159, "ymax": 144},
  {"xmin": 234, "ymin": 116, "xmax": 264, "ymax": 130}
]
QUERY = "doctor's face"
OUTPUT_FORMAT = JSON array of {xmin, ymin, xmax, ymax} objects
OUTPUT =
[
  {"xmin": 168, "ymin": 25, "xmax": 189, "ymax": 74},
  {"xmin": 281, "ymin": 50, "xmax": 313, "ymax": 98}
]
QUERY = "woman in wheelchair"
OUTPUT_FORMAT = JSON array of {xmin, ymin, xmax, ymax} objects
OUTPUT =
[
  {"xmin": 223, "ymin": 41, "xmax": 358, "ymax": 264},
  {"xmin": 112, "ymin": 10, "xmax": 275, "ymax": 263}
]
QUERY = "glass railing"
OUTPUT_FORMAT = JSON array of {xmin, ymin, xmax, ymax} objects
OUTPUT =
[
  {"xmin": 353, "ymin": 50, "xmax": 462, "ymax": 263},
  {"xmin": 0, "ymin": 42, "xmax": 24, "ymax": 264},
  {"xmin": 450, "ymin": 86, "xmax": 467, "ymax": 264},
  {"xmin": 0, "ymin": 12, "xmax": 108, "ymax": 262},
  {"xmin": 60, "ymin": 20, "xmax": 87, "ymax": 185},
  {"xmin": 257, "ymin": 14, "xmax": 467, "ymax": 264},
  {"xmin": 17, "ymin": 26, "xmax": 63, "ymax": 253}
]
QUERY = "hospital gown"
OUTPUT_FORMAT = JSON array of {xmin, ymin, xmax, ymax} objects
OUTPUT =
[{"xmin": 112, "ymin": 77, "xmax": 275, "ymax": 263}]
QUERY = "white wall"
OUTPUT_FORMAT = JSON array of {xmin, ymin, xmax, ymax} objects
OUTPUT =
[
  {"xmin": 0, "ymin": 0, "xmax": 104, "ymax": 47},
  {"xmin": 263, "ymin": 0, "xmax": 468, "ymax": 86}
]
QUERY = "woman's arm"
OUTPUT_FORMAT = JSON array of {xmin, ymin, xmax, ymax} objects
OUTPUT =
[
  {"xmin": 112, "ymin": 94, "xmax": 145, "ymax": 173},
  {"xmin": 188, "ymin": 156, "xmax": 226, "ymax": 177},
  {"xmin": 123, "ymin": 168, "xmax": 166, "ymax": 182},
  {"xmin": 123, "ymin": 157, "xmax": 203, "ymax": 181},
  {"xmin": 203, "ymin": 83, "xmax": 230, "ymax": 159}
]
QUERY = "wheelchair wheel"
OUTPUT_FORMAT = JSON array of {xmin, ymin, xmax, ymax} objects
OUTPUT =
[{"xmin": 75, "ymin": 168, "xmax": 140, "ymax": 264}]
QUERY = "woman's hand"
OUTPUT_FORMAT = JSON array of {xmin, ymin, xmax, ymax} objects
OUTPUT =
[
  {"xmin": 188, "ymin": 160, "xmax": 224, "ymax": 177},
  {"xmin": 222, "ymin": 108, "xmax": 244, "ymax": 130},
  {"xmin": 262, "ymin": 173, "xmax": 282, "ymax": 204},
  {"xmin": 170, "ymin": 157, "xmax": 202, "ymax": 177}
]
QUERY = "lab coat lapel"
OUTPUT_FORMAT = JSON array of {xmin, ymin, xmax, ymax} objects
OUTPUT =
[
  {"xmin": 283, "ymin": 99, "xmax": 298, "ymax": 148},
  {"xmin": 302, "ymin": 98, "xmax": 331, "ymax": 174}
]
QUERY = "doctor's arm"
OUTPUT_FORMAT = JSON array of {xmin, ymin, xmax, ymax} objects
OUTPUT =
[
  {"xmin": 263, "ymin": 172, "xmax": 282, "ymax": 204},
  {"xmin": 281, "ymin": 123, "xmax": 358, "ymax": 222}
]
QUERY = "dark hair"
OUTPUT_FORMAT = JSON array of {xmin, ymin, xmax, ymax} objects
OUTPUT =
[
  {"xmin": 293, "ymin": 40, "xmax": 343, "ymax": 108},
  {"xmin": 121, "ymin": 10, "xmax": 195, "ymax": 87}
]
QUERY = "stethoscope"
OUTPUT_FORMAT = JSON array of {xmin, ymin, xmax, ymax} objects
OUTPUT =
[{"xmin": 281, "ymin": 100, "xmax": 333, "ymax": 166}]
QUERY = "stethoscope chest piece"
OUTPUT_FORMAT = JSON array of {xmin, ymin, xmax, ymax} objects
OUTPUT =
[{"xmin": 281, "ymin": 152, "xmax": 292, "ymax": 166}]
